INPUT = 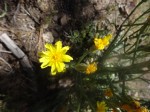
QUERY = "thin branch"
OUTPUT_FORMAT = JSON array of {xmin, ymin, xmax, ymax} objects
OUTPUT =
[
  {"xmin": 0, "ymin": 57, "xmax": 13, "ymax": 73},
  {"xmin": 0, "ymin": 50, "xmax": 12, "ymax": 53}
]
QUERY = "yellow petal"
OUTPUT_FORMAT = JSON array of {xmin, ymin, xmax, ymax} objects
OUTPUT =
[
  {"xmin": 94, "ymin": 36, "xmax": 110, "ymax": 50},
  {"xmin": 39, "ymin": 57, "xmax": 47, "ymax": 63},
  {"xmin": 61, "ymin": 46, "xmax": 70, "ymax": 53},
  {"xmin": 51, "ymin": 64, "xmax": 56, "ymax": 75},
  {"xmin": 38, "ymin": 52, "xmax": 44, "ymax": 57},
  {"xmin": 55, "ymin": 41, "xmax": 62, "ymax": 51},
  {"xmin": 102, "ymin": 38, "xmax": 109, "ymax": 46},
  {"xmin": 44, "ymin": 51, "xmax": 51, "ymax": 55},
  {"xmin": 56, "ymin": 62, "xmax": 65, "ymax": 72},
  {"xmin": 45, "ymin": 43, "xmax": 55, "ymax": 52},
  {"xmin": 40, "ymin": 61, "xmax": 50, "ymax": 68},
  {"xmin": 97, "ymin": 44, "xmax": 105, "ymax": 50},
  {"xmin": 39, "ymin": 52, "xmax": 51, "ymax": 61},
  {"xmin": 105, "ymin": 34, "xmax": 112, "ymax": 40},
  {"xmin": 94, "ymin": 38, "xmax": 103, "ymax": 45},
  {"xmin": 39, "ymin": 51, "xmax": 49, "ymax": 57},
  {"xmin": 63, "ymin": 55, "xmax": 73, "ymax": 62},
  {"xmin": 94, "ymin": 37, "xmax": 98, "ymax": 42}
]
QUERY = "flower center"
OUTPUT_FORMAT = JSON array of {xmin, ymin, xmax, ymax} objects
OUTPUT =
[{"xmin": 52, "ymin": 53, "xmax": 61, "ymax": 62}]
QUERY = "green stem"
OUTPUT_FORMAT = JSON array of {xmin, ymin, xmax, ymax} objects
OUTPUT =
[
  {"xmin": 76, "ymin": 50, "xmax": 89, "ymax": 65},
  {"xmin": 132, "ymin": 22, "xmax": 149, "ymax": 64},
  {"xmin": 115, "ymin": 9, "xmax": 150, "ymax": 49},
  {"xmin": 99, "ymin": 1, "xmax": 145, "ymax": 64},
  {"xmin": 77, "ymin": 103, "xmax": 81, "ymax": 112},
  {"xmin": 113, "ymin": 73, "xmax": 149, "ymax": 83}
]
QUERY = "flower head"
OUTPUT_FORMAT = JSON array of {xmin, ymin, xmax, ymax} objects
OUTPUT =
[
  {"xmin": 86, "ymin": 62, "xmax": 97, "ymax": 75},
  {"xmin": 137, "ymin": 107, "xmax": 149, "ymax": 112},
  {"xmin": 133, "ymin": 100, "xmax": 141, "ymax": 108},
  {"xmin": 97, "ymin": 101, "xmax": 108, "ymax": 112},
  {"xmin": 94, "ymin": 38, "xmax": 105, "ymax": 50},
  {"xmin": 94, "ymin": 34, "xmax": 112, "ymax": 50},
  {"xmin": 39, "ymin": 41, "xmax": 73, "ymax": 75},
  {"xmin": 121, "ymin": 100, "xmax": 149, "ymax": 112}
]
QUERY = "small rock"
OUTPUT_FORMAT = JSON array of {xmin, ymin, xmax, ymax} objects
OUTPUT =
[
  {"xmin": 37, "ymin": 0, "xmax": 50, "ymax": 12},
  {"xmin": 60, "ymin": 14, "xmax": 70, "ymax": 26},
  {"xmin": 42, "ymin": 32, "xmax": 54, "ymax": 43}
]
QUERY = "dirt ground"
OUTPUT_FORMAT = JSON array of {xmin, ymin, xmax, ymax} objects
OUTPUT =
[{"xmin": 0, "ymin": 0, "xmax": 150, "ymax": 111}]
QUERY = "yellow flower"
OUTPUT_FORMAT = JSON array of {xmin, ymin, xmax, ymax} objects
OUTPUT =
[
  {"xmin": 132, "ymin": 100, "xmax": 149, "ymax": 112},
  {"xmin": 97, "ymin": 101, "xmax": 108, "ymax": 112},
  {"xmin": 137, "ymin": 107, "xmax": 149, "ymax": 112},
  {"xmin": 104, "ymin": 88, "xmax": 113, "ymax": 98},
  {"xmin": 39, "ymin": 41, "xmax": 73, "ymax": 75},
  {"xmin": 86, "ymin": 62, "xmax": 97, "ymax": 74},
  {"xmin": 94, "ymin": 38, "xmax": 105, "ymax": 50},
  {"xmin": 133, "ymin": 100, "xmax": 141, "ymax": 108},
  {"xmin": 94, "ymin": 34, "xmax": 112, "ymax": 50},
  {"xmin": 121, "ymin": 99, "xmax": 150, "ymax": 112},
  {"xmin": 121, "ymin": 101, "xmax": 149, "ymax": 112}
]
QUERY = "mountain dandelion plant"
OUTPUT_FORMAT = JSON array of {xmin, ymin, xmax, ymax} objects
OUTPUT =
[{"xmin": 39, "ymin": 41, "xmax": 73, "ymax": 75}]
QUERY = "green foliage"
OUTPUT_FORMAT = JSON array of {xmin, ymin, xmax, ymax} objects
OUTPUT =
[{"xmin": 62, "ymin": 0, "xmax": 150, "ymax": 111}]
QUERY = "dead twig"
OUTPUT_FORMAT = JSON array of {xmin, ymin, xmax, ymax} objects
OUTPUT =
[
  {"xmin": 0, "ymin": 50, "xmax": 12, "ymax": 54},
  {"xmin": 0, "ymin": 33, "xmax": 37, "ymax": 91},
  {"xmin": 0, "ymin": 57, "xmax": 13, "ymax": 73},
  {"xmin": 0, "ymin": 33, "xmax": 34, "ymax": 73}
]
